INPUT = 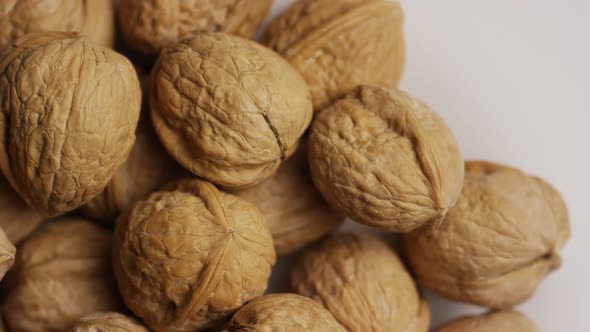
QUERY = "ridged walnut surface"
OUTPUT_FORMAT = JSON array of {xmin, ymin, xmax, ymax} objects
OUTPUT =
[
  {"xmin": 308, "ymin": 86, "xmax": 464, "ymax": 232},
  {"xmin": 0, "ymin": 226, "xmax": 15, "ymax": 282},
  {"xmin": 291, "ymin": 233, "xmax": 430, "ymax": 332},
  {"xmin": 151, "ymin": 33, "xmax": 313, "ymax": 189},
  {"xmin": 263, "ymin": 0, "xmax": 405, "ymax": 111},
  {"xmin": 0, "ymin": 33, "xmax": 142, "ymax": 217},
  {"xmin": 436, "ymin": 310, "xmax": 539, "ymax": 332},
  {"xmin": 0, "ymin": 175, "xmax": 42, "ymax": 243},
  {"xmin": 69, "ymin": 312, "xmax": 149, "ymax": 332},
  {"xmin": 119, "ymin": 0, "xmax": 273, "ymax": 55},
  {"xmin": 3, "ymin": 219, "xmax": 121, "ymax": 332},
  {"xmin": 235, "ymin": 145, "xmax": 343, "ymax": 255},
  {"xmin": 0, "ymin": 0, "xmax": 114, "ymax": 48},
  {"xmin": 113, "ymin": 178, "xmax": 276, "ymax": 331},
  {"xmin": 404, "ymin": 161, "xmax": 570, "ymax": 309},
  {"xmin": 222, "ymin": 293, "xmax": 346, "ymax": 332}
]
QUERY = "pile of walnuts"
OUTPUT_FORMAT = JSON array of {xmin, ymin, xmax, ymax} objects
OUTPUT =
[{"xmin": 0, "ymin": 1, "xmax": 568, "ymax": 331}]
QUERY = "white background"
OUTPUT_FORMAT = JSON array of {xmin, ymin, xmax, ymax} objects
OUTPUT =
[{"xmin": 263, "ymin": 1, "xmax": 590, "ymax": 331}]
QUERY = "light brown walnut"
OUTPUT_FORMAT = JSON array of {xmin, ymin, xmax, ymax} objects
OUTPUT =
[
  {"xmin": 0, "ymin": 175, "xmax": 42, "ymax": 243},
  {"xmin": 69, "ymin": 312, "xmax": 149, "ymax": 332},
  {"xmin": 436, "ymin": 310, "xmax": 539, "ymax": 332},
  {"xmin": 404, "ymin": 161, "xmax": 570, "ymax": 308},
  {"xmin": 0, "ymin": 226, "xmax": 16, "ymax": 282}
]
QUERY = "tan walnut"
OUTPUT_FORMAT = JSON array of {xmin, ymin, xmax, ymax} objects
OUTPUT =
[
  {"xmin": 234, "ymin": 144, "xmax": 344, "ymax": 255},
  {"xmin": 436, "ymin": 310, "xmax": 539, "ymax": 332},
  {"xmin": 113, "ymin": 178, "xmax": 276, "ymax": 331},
  {"xmin": 0, "ymin": 32, "xmax": 142, "ymax": 217},
  {"xmin": 3, "ymin": 219, "xmax": 122, "ymax": 332},
  {"xmin": 291, "ymin": 232, "xmax": 430, "ymax": 332},
  {"xmin": 0, "ymin": 226, "xmax": 16, "ymax": 282},
  {"xmin": 0, "ymin": 175, "xmax": 42, "ymax": 243},
  {"xmin": 151, "ymin": 32, "xmax": 313, "ymax": 189},
  {"xmin": 308, "ymin": 86, "xmax": 464, "ymax": 232},
  {"xmin": 69, "ymin": 312, "xmax": 149, "ymax": 332},
  {"xmin": 119, "ymin": 0, "xmax": 273, "ymax": 55},
  {"xmin": 404, "ymin": 161, "xmax": 570, "ymax": 309},
  {"xmin": 263, "ymin": 0, "xmax": 405, "ymax": 111},
  {"xmin": 222, "ymin": 293, "xmax": 346, "ymax": 332},
  {"xmin": 0, "ymin": 0, "xmax": 114, "ymax": 48}
]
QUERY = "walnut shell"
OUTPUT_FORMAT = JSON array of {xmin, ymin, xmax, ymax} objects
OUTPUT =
[
  {"xmin": 0, "ymin": 0, "xmax": 114, "ymax": 48},
  {"xmin": 151, "ymin": 32, "xmax": 313, "ymax": 189},
  {"xmin": 404, "ymin": 161, "xmax": 570, "ymax": 309},
  {"xmin": 113, "ymin": 178, "xmax": 276, "ymax": 331},
  {"xmin": 3, "ymin": 219, "xmax": 121, "ymax": 332},
  {"xmin": 0, "ymin": 175, "xmax": 42, "ymax": 243},
  {"xmin": 0, "ymin": 32, "xmax": 142, "ymax": 217},
  {"xmin": 119, "ymin": 0, "xmax": 273, "ymax": 55},
  {"xmin": 234, "ymin": 144, "xmax": 344, "ymax": 255},
  {"xmin": 263, "ymin": 0, "xmax": 405, "ymax": 111},
  {"xmin": 308, "ymin": 86, "xmax": 464, "ymax": 232},
  {"xmin": 291, "ymin": 232, "xmax": 430, "ymax": 332},
  {"xmin": 69, "ymin": 312, "xmax": 149, "ymax": 332},
  {"xmin": 436, "ymin": 310, "xmax": 539, "ymax": 332},
  {"xmin": 0, "ymin": 226, "xmax": 16, "ymax": 281},
  {"xmin": 223, "ymin": 293, "xmax": 346, "ymax": 332}
]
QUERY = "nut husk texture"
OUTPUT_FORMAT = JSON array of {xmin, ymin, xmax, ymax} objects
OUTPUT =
[
  {"xmin": 0, "ymin": 175, "xmax": 42, "ymax": 243},
  {"xmin": 151, "ymin": 32, "xmax": 313, "ymax": 188},
  {"xmin": 113, "ymin": 178, "xmax": 276, "ymax": 331},
  {"xmin": 404, "ymin": 161, "xmax": 570, "ymax": 308},
  {"xmin": 291, "ymin": 232, "xmax": 430, "ymax": 332},
  {"xmin": 69, "ymin": 312, "xmax": 149, "ymax": 332},
  {"xmin": 0, "ymin": 226, "xmax": 15, "ymax": 281},
  {"xmin": 309, "ymin": 86, "xmax": 464, "ymax": 232},
  {"xmin": 436, "ymin": 310, "xmax": 539, "ymax": 332}
]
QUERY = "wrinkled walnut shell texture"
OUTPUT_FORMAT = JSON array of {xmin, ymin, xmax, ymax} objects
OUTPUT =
[
  {"xmin": 0, "ymin": 226, "xmax": 15, "ymax": 281},
  {"xmin": 309, "ymin": 86, "xmax": 464, "ymax": 232},
  {"xmin": 3, "ymin": 219, "xmax": 121, "ymax": 332},
  {"xmin": 0, "ymin": 33, "xmax": 142, "ymax": 217},
  {"xmin": 263, "ymin": 0, "xmax": 405, "ymax": 110},
  {"xmin": 223, "ymin": 293, "xmax": 345, "ymax": 332},
  {"xmin": 119, "ymin": 0, "xmax": 272, "ymax": 55},
  {"xmin": 151, "ymin": 33, "xmax": 312, "ymax": 188},
  {"xmin": 69, "ymin": 312, "xmax": 149, "ymax": 332},
  {"xmin": 291, "ymin": 232, "xmax": 430, "ymax": 332},
  {"xmin": 405, "ymin": 161, "xmax": 569, "ymax": 309},
  {"xmin": 113, "ymin": 178, "xmax": 276, "ymax": 331},
  {"xmin": 0, "ymin": 175, "xmax": 42, "ymax": 243},
  {"xmin": 436, "ymin": 310, "xmax": 539, "ymax": 332}
]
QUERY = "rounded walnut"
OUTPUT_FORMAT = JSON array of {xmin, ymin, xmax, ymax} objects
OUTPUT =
[
  {"xmin": 0, "ymin": 175, "xmax": 42, "ymax": 243},
  {"xmin": 3, "ymin": 219, "xmax": 121, "ymax": 332},
  {"xmin": 151, "ymin": 32, "xmax": 313, "ymax": 188},
  {"xmin": 404, "ymin": 161, "xmax": 570, "ymax": 309},
  {"xmin": 69, "ymin": 312, "xmax": 149, "ymax": 332},
  {"xmin": 113, "ymin": 178, "xmax": 276, "ymax": 331},
  {"xmin": 0, "ymin": 32, "xmax": 142, "ymax": 217},
  {"xmin": 223, "ymin": 293, "xmax": 345, "ymax": 332},
  {"xmin": 119, "ymin": 0, "xmax": 273, "ymax": 55},
  {"xmin": 263, "ymin": 0, "xmax": 405, "ymax": 111},
  {"xmin": 0, "ymin": 0, "xmax": 114, "ymax": 48},
  {"xmin": 436, "ymin": 310, "xmax": 539, "ymax": 332},
  {"xmin": 235, "ymin": 145, "xmax": 344, "ymax": 255},
  {"xmin": 291, "ymin": 233, "xmax": 430, "ymax": 332},
  {"xmin": 0, "ymin": 226, "xmax": 16, "ymax": 282},
  {"xmin": 309, "ymin": 86, "xmax": 464, "ymax": 232}
]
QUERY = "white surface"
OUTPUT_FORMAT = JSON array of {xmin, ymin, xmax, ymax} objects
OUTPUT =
[{"xmin": 264, "ymin": 1, "xmax": 590, "ymax": 331}]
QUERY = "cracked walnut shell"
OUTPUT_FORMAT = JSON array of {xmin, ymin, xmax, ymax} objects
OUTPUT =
[
  {"xmin": 223, "ymin": 293, "xmax": 345, "ymax": 332},
  {"xmin": 69, "ymin": 312, "xmax": 149, "ymax": 332},
  {"xmin": 0, "ymin": 32, "xmax": 142, "ymax": 217},
  {"xmin": 404, "ymin": 161, "xmax": 570, "ymax": 309},
  {"xmin": 291, "ymin": 232, "xmax": 430, "ymax": 332},
  {"xmin": 263, "ymin": 0, "xmax": 405, "ymax": 110},
  {"xmin": 151, "ymin": 32, "xmax": 313, "ymax": 188},
  {"xmin": 0, "ymin": 175, "xmax": 42, "ymax": 243},
  {"xmin": 119, "ymin": 0, "xmax": 273, "ymax": 55},
  {"xmin": 308, "ymin": 86, "xmax": 464, "ymax": 232},
  {"xmin": 113, "ymin": 178, "xmax": 276, "ymax": 331},
  {"xmin": 0, "ymin": 226, "xmax": 15, "ymax": 282},
  {"xmin": 3, "ymin": 219, "xmax": 122, "ymax": 332},
  {"xmin": 436, "ymin": 310, "xmax": 539, "ymax": 332}
]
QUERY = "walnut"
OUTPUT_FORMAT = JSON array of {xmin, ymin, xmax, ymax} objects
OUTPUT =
[
  {"xmin": 234, "ymin": 144, "xmax": 344, "ymax": 255},
  {"xmin": 223, "ymin": 293, "xmax": 346, "ymax": 332},
  {"xmin": 113, "ymin": 178, "xmax": 276, "ymax": 331},
  {"xmin": 404, "ymin": 161, "xmax": 570, "ymax": 309},
  {"xmin": 308, "ymin": 86, "xmax": 464, "ymax": 232},
  {"xmin": 0, "ymin": 226, "xmax": 16, "ymax": 282},
  {"xmin": 262, "ymin": 0, "xmax": 405, "ymax": 111},
  {"xmin": 0, "ymin": 0, "xmax": 114, "ymax": 48},
  {"xmin": 69, "ymin": 312, "xmax": 149, "ymax": 332},
  {"xmin": 436, "ymin": 310, "xmax": 539, "ymax": 332},
  {"xmin": 3, "ymin": 219, "xmax": 122, "ymax": 332},
  {"xmin": 0, "ymin": 175, "xmax": 42, "ymax": 243},
  {"xmin": 0, "ymin": 32, "xmax": 142, "ymax": 217},
  {"xmin": 119, "ymin": 0, "xmax": 273, "ymax": 55},
  {"xmin": 291, "ymin": 232, "xmax": 430, "ymax": 332},
  {"xmin": 151, "ymin": 32, "xmax": 313, "ymax": 189}
]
